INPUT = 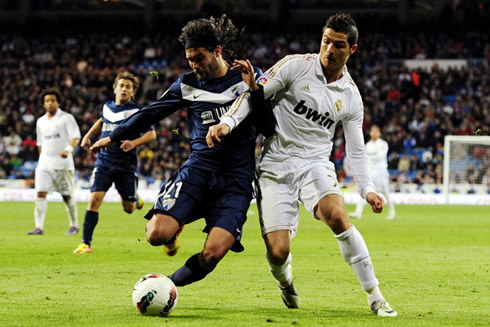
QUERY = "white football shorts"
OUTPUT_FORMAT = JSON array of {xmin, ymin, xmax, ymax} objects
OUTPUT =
[
  {"xmin": 257, "ymin": 160, "xmax": 342, "ymax": 237},
  {"xmin": 35, "ymin": 169, "xmax": 75, "ymax": 195}
]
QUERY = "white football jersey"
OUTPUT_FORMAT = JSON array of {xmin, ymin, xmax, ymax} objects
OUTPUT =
[
  {"xmin": 365, "ymin": 138, "xmax": 389, "ymax": 173},
  {"xmin": 222, "ymin": 54, "xmax": 375, "ymax": 198},
  {"xmin": 36, "ymin": 109, "xmax": 81, "ymax": 171}
]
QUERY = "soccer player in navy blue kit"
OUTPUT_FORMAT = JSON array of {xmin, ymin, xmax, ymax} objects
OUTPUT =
[
  {"xmin": 74, "ymin": 72, "xmax": 156, "ymax": 254},
  {"xmin": 90, "ymin": 15, "xmax": 275, "ymax": 286}
]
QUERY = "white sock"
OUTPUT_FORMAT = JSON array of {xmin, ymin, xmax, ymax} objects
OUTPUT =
[
  {"xmin": 335, "ymin": 225, "xmax": 379, "ymax": 291},
  {"xmin": 366, "ymin": 285, "xmax": 385, "ymax": 305},
  {"xmin": 34, "ymin": 197, "xmax": 47, "ymax": 229},
  {"xmin": 64, "ymin": 197, "xmax": 78, "ymax": 227},
  {"xmin": 265, "ymin": 251, "xmax": 293, "ymax": 288}
]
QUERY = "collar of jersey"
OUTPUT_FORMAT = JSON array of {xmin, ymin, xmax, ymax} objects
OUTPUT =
[{"xmin": 315, "ymin": 54, "xmax": 348, "ymax": 90}]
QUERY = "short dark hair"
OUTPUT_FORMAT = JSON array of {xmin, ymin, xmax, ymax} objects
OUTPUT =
[
  {"xmin": 323, "ymin": 13, "xmax": 358, "ymax": 47},
  {"xmin": 178, "ymin": 14, "xmax": 242, "ymax": 62},
  {"xmin": 40, "ymin": 88, "xmax": 62, "ymax": 103}
]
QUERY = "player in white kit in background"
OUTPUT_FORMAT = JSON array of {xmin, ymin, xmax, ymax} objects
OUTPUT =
[
  {"xmin": 349, "ymin": 125, "xmax": 396, "ymax": 220},
  {"xmin": 27, "ymin": 88, "xmax": 81, "ymax": 236},
  {"xmin": 207, "ymin": 13, "xmax": 397, "ymax": 317}
]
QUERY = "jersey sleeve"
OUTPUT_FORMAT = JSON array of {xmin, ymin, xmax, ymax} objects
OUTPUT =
[
  {"xmin": 221, "ymin": 58, "xmax": 293, "ymax": 132},
  {"xmin": 110, "ymin": 80, "xmax": 184, "ymax": 142},
  {"xmin": 343, "ymin": 100, "xmax": 376, "ymax": 199},
  {"xmin": 248, "ymin": 84, "xmax": 276, "ymax": 137},
  {"xmin": 36, "ymin": 119, "xmax": 42, "ymax": 147},
  {"xmin": 65, "ymin": 114, "xmax": 81, "ymax": 141}
]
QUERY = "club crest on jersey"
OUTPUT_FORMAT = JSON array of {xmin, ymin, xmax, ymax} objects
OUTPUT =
[
  {"xmin": 231, "ymin": 85, "xmax": 244, "ymax": 96},
  {"xmin": 257, "ymin": 76, "xmax": 268, "ymax": 86},
  {"xmin": 334, "ymin": 99, "xmax": 343, "ymax": 112},
  {"xmin": 162, "ymin": 198, "xmax": 176, "ymax": 211},
  {"xmin": 301, "ymin": 85, "xmax": 310, "ymax": 92}
]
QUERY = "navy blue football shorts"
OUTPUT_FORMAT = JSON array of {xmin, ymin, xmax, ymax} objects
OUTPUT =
[
  {"xmin": 145, "ymin": 165, "xmax": 253, "ymax": 252},
  {"xmin": 90, "ymin": 166, "xmax": 138, "ymax": 202}
]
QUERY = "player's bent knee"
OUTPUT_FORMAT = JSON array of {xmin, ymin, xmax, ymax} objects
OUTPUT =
[
  {"xmin": 323, "ymin": 208, "xmax": 350, "ymax": 234},
  {"xmin": 200, "ymin": 248, "xmax": 225, "ymax": 267},
  {"xmin": 146, "ymin": 228, "xmax": 170, "ymax": 246},
  {"xmin": 267, "ymin": 247, "xmax": 290, "ymax": 265}
]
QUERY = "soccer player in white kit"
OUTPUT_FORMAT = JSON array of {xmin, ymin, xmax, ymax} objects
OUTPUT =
[
  {"xmin": 27, "ymin": 89, "xmax": 81, "ymax": 235},
  {"xmin": 207, "ymin": 13, "xmax": 397, "ymax": 317},
  {"xmin": 349, "ymin": 125, "xmax": 396, "ymax": 220}
]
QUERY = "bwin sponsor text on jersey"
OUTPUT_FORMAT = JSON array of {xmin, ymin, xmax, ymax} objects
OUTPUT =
[{"xmin": 293, "ymin": 100, "xmax": 335, "ymax": 129}]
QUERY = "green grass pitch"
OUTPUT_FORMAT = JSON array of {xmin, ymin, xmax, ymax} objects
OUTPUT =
[{"xmin": 0, "ymin": 202, "xmax": 488, "ymax": 326}]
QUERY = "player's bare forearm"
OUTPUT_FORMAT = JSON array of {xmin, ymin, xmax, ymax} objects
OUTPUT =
[
  {"xmin": 90, "ymin": 136, "xmax": 114, "ymax": 154},
  {"xmin": 81, "ymin": 119, "xmax": 103, "ymax": 150},
  {"xmin": 80, "ymin": 136, "xmax": 91, "ymax": 150},
  {"xmin": 366, "ymin": 192, "xmax": 384, "ymax": 213},
  {"xmin": 206, "ymin": 123, "xmax": 231, "ymax": 148},
  {"xmin": 120, "ymin": 130, "xmax": 156, "ymax": 152},
  {"xmin": 231, "ymin": 59, "xmax": 259, "ymax": 91},
  {"xmin": 71, "ymin": 138, "xmax": 80, "ymax": 148}
]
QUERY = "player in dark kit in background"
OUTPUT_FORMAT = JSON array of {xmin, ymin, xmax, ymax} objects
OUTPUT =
[
  {"xmin": 73, "ymin": 72, "xmax": 156, "ymax": 254},
  {"xmin": 90, "ymin": 15, "xmax": 276, "ymax": 286}
]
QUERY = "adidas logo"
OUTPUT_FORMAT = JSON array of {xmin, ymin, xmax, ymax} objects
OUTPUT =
[{"xmin": 301, "ymin": 85, "xmax": 310, "ymax": 92}]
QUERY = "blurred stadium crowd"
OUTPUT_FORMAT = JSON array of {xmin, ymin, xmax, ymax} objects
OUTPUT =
[{"xmin": 0, "ymin": 20, "xmax": 489, "ymax": 192}]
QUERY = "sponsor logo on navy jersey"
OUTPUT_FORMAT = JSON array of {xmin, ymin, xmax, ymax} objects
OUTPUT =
[
  {"xmin": 102, "ymin": 122, "xmax": 119, "ymax": 132},
  {"xmin": 201, "ymin": 105, "xmax": 230, "ymax": 125}
]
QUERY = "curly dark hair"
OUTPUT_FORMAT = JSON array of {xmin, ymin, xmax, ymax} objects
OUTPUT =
[
  {"xmin": 40, "ymin": 88, "xmax": 62, "ymax": 103},
  {"xmin": 323, "ymin": 13, "xmax": 359, "ymax": 47},
  {"xmin": 178, "ymin": 14, "xmax": 243, "ymax": 63}
]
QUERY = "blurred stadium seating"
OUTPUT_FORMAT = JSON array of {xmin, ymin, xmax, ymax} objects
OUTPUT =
[{"xmin": 0, "ymin": 0, "xmax": 488, "ymax": 197}]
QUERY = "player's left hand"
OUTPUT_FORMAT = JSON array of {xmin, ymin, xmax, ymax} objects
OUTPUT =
[
  {"xmin": 90, "ymin": 137, "xmax": 113, "ymax": 154},
  {"xmin": 366, "ymin": 192, "xmax": 384, "ymax": 213},
  {"xmin": 59, "ymin": 151, "xmax": 69, "ymax": 158},
  {"xmin": 231, "ymin": 59, "xmax": 259, "ymax": 91},
  {"xmin": 206, "ymin": 123, "xmax": 231, "ymax": 148},
  {"xmin": 120, "ymin": 140, "xmax": 136, "ymax": 152}
]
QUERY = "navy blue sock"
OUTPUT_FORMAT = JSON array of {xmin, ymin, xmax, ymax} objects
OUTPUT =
[
  {"xmin": 82, "ymin": 210, "xmax": 99, "ymax": 246},
  {"xmin": 169, "ymin": 253, "xmax": 213, "ymax": 286}
]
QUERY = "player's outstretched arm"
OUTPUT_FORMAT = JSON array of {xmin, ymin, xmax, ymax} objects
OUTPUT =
[
  {"xmin": 120, "ymin": 130, "xmax": 157, "ymax": 152},
  {"xmin": 366, "ymin": 192, "xmax": 384, "ymax": 213},
  {"xmin": 206, "ymin": 123, "xmax": 231, "ymax": 148},
  {"xmin": 231, "ymin": 59, "xmax": 276, "ymax": 137},
  {"xmin": 81, "ymin": 118, "xmax": 103, "ymax": 150},
  {"xmin": 90, "ymin": 136, "xmax": 114, "ymax": 154}
]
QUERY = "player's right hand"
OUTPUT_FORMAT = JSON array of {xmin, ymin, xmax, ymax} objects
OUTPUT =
[
  {"xmin": 80, "ymin": 137, "xmax": 91, "ymax": 150},
  {"xmin": 366, "ymin": 192, "xmax": 384, "ymax": 213},
  {"xmin": 90, "ymin": 136, "xmax": 113, "ymax": 154},
  {"xmin": 206, "ymin": 123, "xmax": 231, "ymax": 148},
  {"xmin": 232, "ymin": 59, "xmax": 259, "ymax": 91}
]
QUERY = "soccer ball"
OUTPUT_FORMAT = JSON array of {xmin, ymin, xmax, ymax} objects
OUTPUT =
[{"xmin": 132, "ymin": 274, "xmax": 178, "ymax": 316}]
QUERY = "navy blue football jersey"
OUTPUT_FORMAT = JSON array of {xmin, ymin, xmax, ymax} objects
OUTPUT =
[
  {"xmin": 96, "ymin": 101, "xmax": 155, "ymax": 172},
  {"xmin": 110, "ymin": 67, "xmax": 266, "ymax": 180}
]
